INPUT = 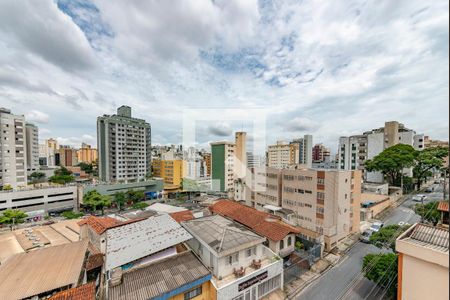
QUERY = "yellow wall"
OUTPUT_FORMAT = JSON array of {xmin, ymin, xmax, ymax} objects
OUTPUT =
[
  {"xmin": 153, "ymin": 159, "xmax": 184, "ymax": 187},
  {"xmin": 169, "ymin": 281, "xmax": 214, "ymax": 300}
]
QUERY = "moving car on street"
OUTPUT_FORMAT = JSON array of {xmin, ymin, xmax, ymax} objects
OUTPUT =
[
  {"xmin": 360, "ymin": 230, "xmax": 373, "ymax": 243},
  {"xmin": 412, "ymin": 194, "xmax": 427, "ymax": 202},
  {"xmin": 369, "ymin": 221, "xmax": 384, "ymax": 232}
]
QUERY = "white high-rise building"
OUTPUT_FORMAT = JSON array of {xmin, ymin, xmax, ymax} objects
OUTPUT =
[
  {"xmin": 97, "ymin": 106, "xmax": 151, "ymax": 183},
  {"xmin": 298, "ymin": 134, "xmax": 313, "ymax": 167},
  {"xmin": 0, "ymin": 108, "xmax": 28, "ymax": 189},
  {"xmin": 25, "ymin": 123, "xmax": 39, "ymax": 172}
]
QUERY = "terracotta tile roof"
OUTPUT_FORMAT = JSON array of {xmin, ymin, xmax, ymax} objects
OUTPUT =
[
  {"xmin": 170, "ymin": 210, "xmax": 194, "ymax": 223},
  {"xmin": 86, "ymin": 253, "xmax": 104, "ymax": 271},
  {"xmin": 78, "ymin": 216, "xmax": 144, "ymax": 234},
  {"xmin": 209, "ymin": 199, "xmax": 301, "ymax": 242},
  {"xmin": 50, "ymin": 282, "xmax": 96, "ymax": 300},
  {"xmin": 438, "ymin": 201, "xmax": 449, "ymax": 212}
]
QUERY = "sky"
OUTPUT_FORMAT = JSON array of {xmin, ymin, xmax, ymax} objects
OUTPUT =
[{"xmin": 0, "ymin": 0, "xmax": 448, "ymax": 154}]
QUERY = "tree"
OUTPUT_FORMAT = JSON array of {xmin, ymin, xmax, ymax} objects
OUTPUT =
[
  {"xmin": 365, "ymin": 144, "xmax": 416, "ymax": 186},
  {"xmin": 83, "ymin": 190, "xmax": 111, "ymax": 215},
  {"xmin": 126, "ymin": 190, "xmax": 145, "ymax": 204},
  {"xmin": 112, "ymin": 192, "xmax": 127, "ymax": 211},
  {"xmin": 370, "ymin": 224, "xmax": 410, "ymax": 251},
  {"xmin": 77, "ymin": 162, "xmax": 94, "ymax": 174},
  {"xmin": 414, "ymin": 201, "xmax": 441, "ymax": 225},
  {"xmin": 413, "ymin": 147, "xmax": 448, "ymax": 190},
  {"xmin": 29, "ymin": 172, "xmax": 46, "ymax": 184},
  {"xmin": 0, "ymin": 209, "xmax": 28, "ymax": 228},
  {"xmin": 1, "ymin": 184, "xmax": 13, "ymax": 191},
  {"xmin": 132, "ymin": 202, "xmax": 149, "ymax": 210},
  {"xmin": 49, "ymin": 167, "xmax": 75, "ymax": 184},
  {"xmin": 362, "ymin": 253, "xmax": 398, "ymax": 296}
]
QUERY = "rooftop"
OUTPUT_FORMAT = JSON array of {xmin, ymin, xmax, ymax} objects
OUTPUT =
[
  {"xmin": 170, "ymin": 210, "xmax": 195, "ymax": 223},
  {"xmin": 209, "ymin": 200, "xmax": 301, "ymax": 242},
  {"xmin": 108, "ymin": 251, "xmax": 211, "ymax": 300},
  {"xmin": 105, "ymin": 214, "xmax": 192, "ymax": 270},
  {"xmin": 182, "ymin": 215, "xmax": 265, "ymax": 256},
  {"xmin": 147, "ymin": 202, "xmax": 187, "ymax": 214},
  {"xmin": 78, "ymin": 216, "xmax": 143, "ymax": 234},
  {"xmin": 438, "ymin": 201, "xmax": 449, "ymax": 212},
  {"xmin": 398, "ymin": 223, "xmax": 449, "ymax": 253},
  {"xmin": 49, "ymin": 282, "xmax": 96, "ymax": 300},
  {"xmin": 0, "ymin": 240, "xmax": 88, "ymax": 300},
  {"xmin": 0, "ymin": 219, "xmax": 81, "ymax": 264}
]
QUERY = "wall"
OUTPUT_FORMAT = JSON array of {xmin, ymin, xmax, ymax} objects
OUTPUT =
[
  {"xmin": 0, "ymin": 185, "xmax": 77, "ymax": 214},
  {"xmin": 211, "ymin": 144, "xmax": 226, "ymax": 192},
  {"xmin": 400, "ymin": 254, "xmax": 449, "ymax": 300},
  {"xmin": 170, "ymin": 281, "xmax": 213, "ymax": 300},
  {"xmin": 82, "ymin": 180, "xmax": 163, "ymax": 197}
]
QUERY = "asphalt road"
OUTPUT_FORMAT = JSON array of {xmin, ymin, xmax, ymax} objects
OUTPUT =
[{"xmin": 296, "ymin": 183, "xmax": 444, "ymax": 300}]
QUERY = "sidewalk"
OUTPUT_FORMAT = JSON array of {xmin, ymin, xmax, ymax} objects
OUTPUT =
[{"xmin": 284, "ymin": 234, "xmax": 359, "ymax": 299}]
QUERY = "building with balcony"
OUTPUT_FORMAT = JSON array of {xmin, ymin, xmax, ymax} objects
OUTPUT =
[
  {"xmin": 58, "ymin": 145, "xmax": 78, "ymax": 167},
  {"xmin": 267, "ymin": 141, "xmax": 292, "ymax": 169},
  {"xmin": 77, "ymin": 143, "xmax": 98, "ymax": 164},
  {"xmin": 396, "ymin": 223, "xmax": 449, "ymax": 300},
  {"xmin": 182, "ymin": 215, "xmax": 284, "ymax": 300},
  {"xmin": 25, "ymin": 123, "xmax": 39, "ymax": 172},
  {"xmin": 152, "ymin": 158, "xmax": 185, "ymax": 189},
  {"xmin": 0, "ymin": 107, "xmax": 27, "ymax": 188},
  {"xmin": 97, "ymin": 106, "xmax": 151, "ymax": 183},
  {"xmin": 312, "ymin": 143, "xmax": 330, "ymax": 163},
  {"xmin": 211, "ymin": 141, "xmax": 235, "ymax": 192}
]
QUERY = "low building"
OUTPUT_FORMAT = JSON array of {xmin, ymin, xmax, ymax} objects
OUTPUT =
[
  {"xmin": 360, "ymin": 193, "xmax": 391, "ymax": 222},
  {"xmin": 152, "ymin": 159, "xmax": 185, "ymax": 189},
  {"xmin": 396, "ymin": 223, "xmax": 449, "ymax": 300},
  {"xmin": 0, "ymin": 219, "xmax": 81, "ymax": 263},
  {"xmin": 0, "ymin": 185, "xmax": 79, "ymax": 218},
  {"xmin": 82, "ymin": 180, "xmax": 163, "ymax": 199},
  {"xmin": 147, "ymin": 202, "xmax": 188, "ymax": 214},
  {"xmin": 0, "ymin": 240, "xmax": 89, "ymax": 299},
  {"xmin": 209, "ymin": 199, "xmax": 300, "ymax": 258},
  {"xmin": 438, "ymin": 201, "xmax": 449, "ymax": 226},
  {"xmin": 182, "ymin": 215, "xmax": 284, "ymax": 300},
  {"xmin": 50, "ymin": 282, "xmax": 96, "ymax": 300},
  {"xmin": 108, "ymin": 251, "xmax": 212, "ymax": 300}
]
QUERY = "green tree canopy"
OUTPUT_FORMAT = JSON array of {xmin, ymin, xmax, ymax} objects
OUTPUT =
[
  {"xmin": 30, "ymin": 171, "xmax": 46, "ymax": 182},
  {"xmin": 62, "ymin": 211, "xmax": 84, "ymax": 219},
  {"xmin": 126, "ymin": 190, "xmax": 145, "ymax": 204},
  {"xmin": 77, "ymin": 162, "xmax": 94, "ymax": 174},
  {"xmin": 414, "ymin": 201, "xmax": 441, "ymax": 225},
  {"xmin": 0, "ymin": 209, "xmax": 28, "ymax": 227},
  {"xmin": 413, "ymin": 147, "xmax": 449, "ymax": 190},
  {"xmin": 132, "ymin": 202, "xmax": 149, "ymax": 210},
  {"xmin": 370, "ymin": 224, "xmax": 410, "ymax": 251},
  {"xmin": 112, "ymin": 192, "xmax": 127, "ymax": 211},
  {"xmin": 1, "ymin": 184, "xmax": 13, "ymax": 191},
  {"xmin": 83, "ymin": 190, "xmax": 111, "ymax": 215},
  {"xmin": 49, "ymin": 167, "xmax": 75, "ymax": 184},
  {"xmin": 365, "ymin": 144, "xmax": 416, "ymax": 186},
  {"xmin": 362, "ymin": 253, "xmax": 398, "ymax": 296}
]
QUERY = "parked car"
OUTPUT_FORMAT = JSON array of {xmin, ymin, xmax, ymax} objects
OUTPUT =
[
  {"xmin": 369, "ymin": 221, "xmax": 384, "ymax": 232},
  {"xmin": 360, "ymin": 230, "xmax": 373, "ymax": 243},
  {"xmin": 425, "ymin": 187, "xmax": 434, "ymax": 193},
  {"xmin": 42, "ymin": 220, "xmax": 55, "ymax": 225},
  {"xmin": 412, "ymin": 194, "xmax": 427, "ymax": 202}
]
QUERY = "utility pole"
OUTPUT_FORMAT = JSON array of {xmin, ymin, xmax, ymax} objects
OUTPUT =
[{"xmin": 443, "ymin": 168, "xmax": 448, "ymax": 201}]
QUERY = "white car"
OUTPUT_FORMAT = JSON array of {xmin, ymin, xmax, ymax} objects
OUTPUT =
[
  {"xmin": 412, "ymin": 194, "xmax": 427, "ymax": 202},
  {"xmin": 370, "ymin": 222, "xmax": 384, "ymax": 232}
]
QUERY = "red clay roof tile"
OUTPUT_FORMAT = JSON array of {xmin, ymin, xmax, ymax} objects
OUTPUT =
[
  {"xmin": 170, "ymin": 211, "xmax": 194, "ymax": 223},
  {"xmin": 209, "ymin": 200, "xmax": 300, "ymax": 242},
  {"xmin": 78, "ymin": 216, "xmax": 144, "ymax": 234},
  {"xmin": 438, "ymin": 201, "xmax": 449, "ymax": 212},
  {"xmin": 50, "ymin": 282, "xmax": 95, "ymax": 300}
]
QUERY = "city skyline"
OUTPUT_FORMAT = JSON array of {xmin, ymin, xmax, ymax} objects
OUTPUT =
[{"xmin": 0, "ymin": 0, "xmax": 448, "ymax": 151}]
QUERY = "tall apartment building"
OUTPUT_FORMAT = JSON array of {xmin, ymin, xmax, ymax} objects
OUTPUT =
[
  {"xmin": 39, "ymin": 143, "xmax": 55, "ymax": 167},
  {"xmin": 247, "ymin": 152, "xmax": 263, "ymax": 168},
  {"xmin": 250, "ymin": 166, "xmax": 361, "ymax": 251},
  {"xmin": 0, "ymin": 108, "xmax": 27, "ymax": 189},
  {"xmin": 47, "ymin": 138, "xmax": 58, "ymax": 152},
  {"xmin": 77, "ymin": 143, "xmax": 98, "ymax": 164},
  {"xmin": 268, "ymin": 141, "xmax": 292, "ymax": 169},
  {"xmin": 202, "ymin": 153, "xmax": 211, "ymax": 176},
  {"xmin": 97, "ymin": 106, "xmax": 151, "ymax": 183},
  {"xmin": 338, "ymin": 121, "xmax": 424, "ymax": 182},
  {"xmin": 234, "ymin": 132, "xmax": 247, "ymax": 179},
  {"xmin": 295, "ymin": 134, "xmax": 313, "ymax": 167},
  {"xmin": 211, "ymin": 141, "xmax": 235, "ymax": 192},
  {"xmin": 25, "ymin": 123, "xmax": 39, "ymax": 172},
  {"xmin": 312, "ymin": 143, "xmax": 330, "ymax": 163},
  {"xmin": 58, "ymin": 146, "xmax": 78, "ymax": 167}
]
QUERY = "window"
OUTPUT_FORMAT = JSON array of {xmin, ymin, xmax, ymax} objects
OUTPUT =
[
  {"xmin": 280, "ymin": 240, "xmax": 284, "ymax": 250},
  {"xmin": 246, "ymin": 248, "xmax": 252, "ymax": 257},
  {"xmin": 258, "ymin": 275, "xmax": 281, "ymax": 297},
  {"xmin": 228, "ymin": 252, "xmax": 239, "ymax": 265},
  {"xmin": 184, "ymin": 286, "xmax": 202, "ymax": 300},
  {"xmin": 317, "ymin": 178, "xmax": 325, "ymax": 184},
  {"xmin": 287, "ymin": 236, "xmax": 292, "ymax": 246}
]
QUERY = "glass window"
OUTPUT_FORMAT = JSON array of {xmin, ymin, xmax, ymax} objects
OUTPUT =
[
  {"xmin": 287, "ymin": 236, "xmax": 292, "ymax": 246},
  {"xmin": 184, "ymin": 286, "xmax": 202, "ymax": 300},
  {"xmin": 280, "ymin": 240, "xmax": 284, "ymax": 250}
]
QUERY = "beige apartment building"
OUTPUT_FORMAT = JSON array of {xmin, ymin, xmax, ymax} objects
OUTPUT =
[
  {"xmin": 249, "ymin": 166, "xmax": 361, "ymax": 251},
  {"xmin": 396, "ymin": 224, "xmax": 449, "ymax": 300},
  {"xmin": 267, "ymin": 141, "xmax": 293, "ymax": 169},
  {"xmin": 77, "ymin": 143, "xmax": 98, "ymax": 164}
]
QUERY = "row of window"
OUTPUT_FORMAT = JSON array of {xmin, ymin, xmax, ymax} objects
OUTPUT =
[
  {"xmin": 283, "ymin": 187, "xmax": 313, "ymax": 194},
  {"xmin": 283, "ymin": 175, "xmax": 313, "ymax": 181}
]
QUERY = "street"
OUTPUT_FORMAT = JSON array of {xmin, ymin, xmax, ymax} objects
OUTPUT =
[{"xmin": 296, "ymin": 183, "xmax": 444, "ymax": 300}]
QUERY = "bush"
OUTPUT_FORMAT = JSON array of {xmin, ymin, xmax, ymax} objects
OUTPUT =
[
  {"xmin": 132, "ymin": 202, "xmax": 149, "ymax": 210},
  {"xmin": 62, "ymin": 211, "xmax": 85, "ymax": 219}
]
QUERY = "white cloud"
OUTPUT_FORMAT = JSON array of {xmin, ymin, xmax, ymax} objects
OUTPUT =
[{"xmin": 25, "ymin": 110, "xmax": 49, "ymax": 124}]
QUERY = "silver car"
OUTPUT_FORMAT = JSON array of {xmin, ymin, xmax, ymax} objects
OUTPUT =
[{"xmin": 360, "ymin": 230, "xmax": 373, "ymax": 243}]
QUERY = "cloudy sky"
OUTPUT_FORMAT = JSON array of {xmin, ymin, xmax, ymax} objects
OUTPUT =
[{"xmin": 0, "ymin": 0, "xmax": 448, "ymax": 154}]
